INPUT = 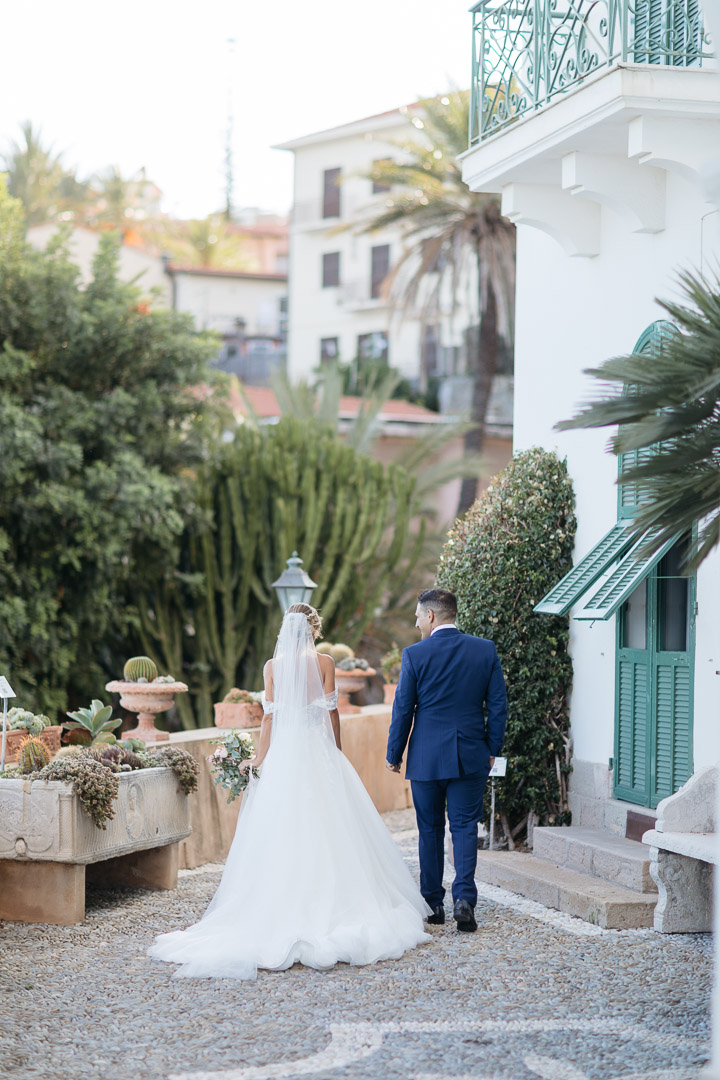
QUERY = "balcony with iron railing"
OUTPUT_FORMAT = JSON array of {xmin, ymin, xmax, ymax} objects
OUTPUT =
[{"xmin": 470, "ymin": 0, "xmax": 713, "ymax": 143}]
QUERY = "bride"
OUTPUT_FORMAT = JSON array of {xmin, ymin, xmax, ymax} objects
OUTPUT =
[{"xmin": 148, "ymin": 603, "xmax": 431, "ymax": 979}]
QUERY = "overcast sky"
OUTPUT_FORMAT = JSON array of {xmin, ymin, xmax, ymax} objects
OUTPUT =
[{"xmin": 0, "ymin": 0, "xmax": 472, "ymax": 219}]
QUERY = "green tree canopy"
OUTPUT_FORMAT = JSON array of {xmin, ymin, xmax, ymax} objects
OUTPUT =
[{"xmin": 0, "ymin": 180, "xmax": 223, "ymax": 715}]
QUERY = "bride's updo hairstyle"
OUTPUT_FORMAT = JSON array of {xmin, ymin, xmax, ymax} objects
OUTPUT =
[{"xmin": 287, "ymin": 603, "xmax": 323, "ymax": 641}]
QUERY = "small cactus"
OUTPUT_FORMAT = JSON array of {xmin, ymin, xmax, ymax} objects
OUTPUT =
[
  {"xmin": 123, "ymin": 656, "xmax": 158, "ymax": 682},
  {"xmin": 223, "ymin": 688, "xmax": 256, "ymax": 704},
  {"xmin": 17, "ymin": 735, "xmax": 52, "ymax": 774}
]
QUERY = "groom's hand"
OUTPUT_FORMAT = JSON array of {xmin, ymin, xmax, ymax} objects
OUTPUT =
[
  {"xmin": 385, "ymin": 760, "xmax": 402, "ymax": 773},
  {"xmin": 489, "ymin": 757, "xmax": 495, "ymax": 771}
]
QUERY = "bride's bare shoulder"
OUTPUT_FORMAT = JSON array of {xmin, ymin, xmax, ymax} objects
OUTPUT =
[{"xmin": 317, "ymin": 653, "xmax": 334, "ymax": 671}]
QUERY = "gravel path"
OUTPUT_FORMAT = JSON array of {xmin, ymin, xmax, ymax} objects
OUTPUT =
[{"xmin": 0, "ymin": 808, "xmax": 711, "ymax": 1080}]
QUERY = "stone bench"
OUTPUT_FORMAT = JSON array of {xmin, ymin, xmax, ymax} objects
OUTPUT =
[
  {"xmin": 642, "ymin": 767, "xmax": 716, "ymax": 933},
  {"xmin": 0, "ymin": 767, "xmax": 192, "ymax": 925}
]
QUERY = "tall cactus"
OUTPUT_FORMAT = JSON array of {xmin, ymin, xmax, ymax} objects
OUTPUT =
[{"xmin": 140, "ymin": 417, "xmax": 419, "ymax": 728}]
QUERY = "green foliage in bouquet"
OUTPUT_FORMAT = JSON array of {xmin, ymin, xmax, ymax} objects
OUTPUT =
[
  {"xmin": 437, "ymin": 447, "xmax": 576, "ymax": 845},
  {"xmin": 64, "ymin": 700, "xmax": 122, "ymax": 746},
  {"xmin": 208, "ymin": 730, "xmax": 256, "ymax": 802},
  {"xmin": 139, "ymin": 418, "xmax": 420, "ymax": 727}
]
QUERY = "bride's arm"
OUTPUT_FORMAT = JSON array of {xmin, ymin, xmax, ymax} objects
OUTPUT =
[
  {"xmin": 320, "ymin": 655, "xmax": 342, "ymax": 751},
  {"xmin": 247, "ymin": 660, "xmax": 273, "ymax": 769}
]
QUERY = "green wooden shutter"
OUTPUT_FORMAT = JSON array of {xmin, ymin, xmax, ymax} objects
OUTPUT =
[
  {"xmin": 652, "ymin": 662, "xmax": 693, "ymax": 804},
  {"xmin": 615, "ymin": 659, "xmax": 649, "ymax": 802},
  {"xmin": 576, "ymin": 531, "xmax": 679, "ymax": 620},
  {"xmin": 618, "ymin": 443, "xmax": 655, "ymax": 519},
  {"xmin": 533, "ymin": 523, "xmax": 636, "ymax": 615}
]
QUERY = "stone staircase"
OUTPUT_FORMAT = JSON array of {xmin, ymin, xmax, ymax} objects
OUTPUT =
[{"xmin": 475, "ymin": 820, "xmax": 658, "ymax": 929}]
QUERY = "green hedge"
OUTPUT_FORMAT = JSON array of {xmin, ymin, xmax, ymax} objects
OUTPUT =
[{"xmin": 437, "ymin": 447, "xmax": 577, "ymax": 844}]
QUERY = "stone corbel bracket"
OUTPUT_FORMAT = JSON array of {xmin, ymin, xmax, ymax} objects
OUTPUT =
[
  {"xmin": 562, "ymin": 151, "xmax": 666, "ymax": 234},
  {"xmin": 628, "ymin": 115, "xmax": 720, "ymax": 192},
  {"xmin": 501, "ymin": 182, "xmax": 601, "ymax": 258}
]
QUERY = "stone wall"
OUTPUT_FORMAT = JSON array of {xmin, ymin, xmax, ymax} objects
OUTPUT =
[{"xmin": 159, "ymin": 704, "xmax": 412, "ymax": 870}]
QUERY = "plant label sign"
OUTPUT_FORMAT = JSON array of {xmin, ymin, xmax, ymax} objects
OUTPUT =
[
  {"xmin": 489, "ymin": 756, "xmax": 507, "ymax": 778},
  {"xmin": 0, "ymin": 676, "xmax": 15, "ymax": 699}
]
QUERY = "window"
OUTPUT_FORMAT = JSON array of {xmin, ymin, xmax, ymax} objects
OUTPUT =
[
  {"xmin": 357, "ymin": 331, "xmax": 389, "ymax": 364},
  {"xmin": 370, "ymin": 244, "xmax": 390, "ymax": 299},
  {"xmin": 320, "ymin": 337, "xmax": 339, "ymax": 364},
  {"xmin": 322, "ymin": 252, "xmax": 340, "ymax": 288},
  {"xmin": 372, "ymin": 158, "xmax": 391, "ymax": 195},
  {"xmin": 322, "ymin": 168, "xmax": 341, "ymax": 218}
]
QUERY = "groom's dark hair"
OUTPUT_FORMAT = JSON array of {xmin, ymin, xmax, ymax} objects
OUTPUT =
[{"xmin": 418, "ymin": 588, "xmax": 457, "ymax": 622}]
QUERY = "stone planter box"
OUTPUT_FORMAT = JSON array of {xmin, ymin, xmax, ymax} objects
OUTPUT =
[
  {"xmin": 0, "ymin": 766, "xmax": 192, "ymax": 924},
  {"xmin": 213, "ymin": 701, "xmax": 263, "ymax": 728},
  {"xmin": 2, "ymin": 725, "xmax": 63, "ymax": 763}
]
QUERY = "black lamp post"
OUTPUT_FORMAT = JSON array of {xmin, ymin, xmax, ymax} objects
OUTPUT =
[{"xmin": 271, "ymin": 551, "xmax": 317, "ymax": 612}]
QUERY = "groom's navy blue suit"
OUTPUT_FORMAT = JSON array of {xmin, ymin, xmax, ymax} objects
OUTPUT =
[{"xmin": 386, "ymin": 627, "xmax": 507, "ymax": 908}]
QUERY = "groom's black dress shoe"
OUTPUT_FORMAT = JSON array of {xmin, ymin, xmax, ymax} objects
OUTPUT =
[
  {"xmin": 426, "ymin": 904, "xmax": 445, "ymax": 925},
  {"xmin": 453, "ymin": 899, "xmax": 478, "ymax": 932}
]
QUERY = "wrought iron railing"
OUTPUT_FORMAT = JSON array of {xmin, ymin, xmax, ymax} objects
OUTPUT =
[{"xmin": 470, "ymin": 0, "xmax": 712, "ymax": 142}]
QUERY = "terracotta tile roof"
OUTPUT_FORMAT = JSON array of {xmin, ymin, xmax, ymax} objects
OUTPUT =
[{"xmin": 229, "ymin": 383, "xmax": 448, "ymax": 424}]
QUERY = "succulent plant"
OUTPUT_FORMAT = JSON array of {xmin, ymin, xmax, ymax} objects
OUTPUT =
[
  {"xmin": 338, "ymin": 656, "xmax": 369, "ymax": 671},
  {"xmin": 64, "ymin": 699, "xmax": 122, "ymax": 746},
  {"xmin": 39, "ymin": 754, "xmax": 120, "ymax": 829},
  {"xmin": 147, "ymin": 746, "xmax": 200, "ymax": 794},
  {"xmin": 7, "ymin": 707, "xmax": 51, "ymax": 735},
  {"xmin": 381, "ymin": 646, "xmax": 402, "ymax": 684},
  {"xmin": 152, "ymin": 674, "xmax": 176, "ymax": 684},
  {"xmin": 123, "ymin": 656, "xmax": 158, "ymax": 682},
  {"xmin": 222, "ymin": 688, "xmax": 256, "ymax": 704},
  {"xmin": 316, "ymin": 643, "xmax": 355, "ymax": 664},
  {"xmin": 90, "ymin": 744, "xmax": 143, "ymax": 772},
  {"xmin": 17, "ymin": 735, "xmax": 51, "ymax": 774}
]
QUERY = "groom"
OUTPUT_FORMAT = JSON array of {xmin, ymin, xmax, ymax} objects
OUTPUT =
[{"xmin": 386, "ymin": 589, "xmax": 507, "ymax": 932}]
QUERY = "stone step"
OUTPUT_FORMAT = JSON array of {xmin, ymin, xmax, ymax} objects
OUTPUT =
[
  {"xmin": 475, "ymin": 850, "xmax": 657, "ymax": 929},
  {"xmin": 532, "ymin": 826, "xmax": 657, "ymax": 894}
]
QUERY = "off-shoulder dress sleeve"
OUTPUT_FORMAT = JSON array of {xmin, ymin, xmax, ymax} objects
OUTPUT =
[{"xmin": 262, "ymin": 696, "xmax": 277, "ymax": 715}]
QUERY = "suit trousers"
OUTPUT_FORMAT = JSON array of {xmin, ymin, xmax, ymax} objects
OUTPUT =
[{"xmin": 411, "ymin": 771, "xmax": 489, "ymax": 908}]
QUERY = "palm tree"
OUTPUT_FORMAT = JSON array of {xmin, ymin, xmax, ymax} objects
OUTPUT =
[
  {"xmin": 350, "ymin": 90, "xmax": 516, "ymax": 514},
  {"xmin": 3, "ymin": 121, "xmax": 67, "ymax": 226},
  {"xmin": 152, "ymin": 215, "xmax": 252, "ymax": 270},
  {"xmin": 557, "ymin": 271, "xmax": 720, "ymax": 570}
]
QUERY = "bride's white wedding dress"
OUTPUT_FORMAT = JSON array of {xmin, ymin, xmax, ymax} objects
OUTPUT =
[{"xmin": 148, "ymin": 613, "xmax": 431, "ymax": 979}]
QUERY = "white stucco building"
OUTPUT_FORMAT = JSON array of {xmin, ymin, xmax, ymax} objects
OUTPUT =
[
  {"xmin": 275, "ymin": 107, "xmax": 483, "ymax": 394},
  {"xmin": 462, "ymin": 0, "xmax": 720, "ymax": 923}
]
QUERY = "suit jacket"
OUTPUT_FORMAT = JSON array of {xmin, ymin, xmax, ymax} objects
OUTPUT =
[{"xmin": 386, "ymin": 627, "xmax": 507, "ymax": 781}]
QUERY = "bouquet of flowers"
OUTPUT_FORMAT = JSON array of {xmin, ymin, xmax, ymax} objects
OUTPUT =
[{"xmin": 207, "ymin": 729, "xmax": 256, "ymax": 802}]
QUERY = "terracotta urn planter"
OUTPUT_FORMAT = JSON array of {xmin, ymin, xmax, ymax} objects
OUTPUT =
[
  {"xmin": 213, "ymin": 701, "xmax": 263, "ymax": 728},
  {"xmin": 383, "ymin": 683, "xmax": 397, "ymax": 706},
  {"xmin": 2, "ymin": 725, "xmax": 63, "ymax": 764},
  {"xmin": 335, "ymin": 667, "xmax": 377, "ymax": 715},
  {"xmin": 105, "ymin": 680, "xmax": 189, "ymax": 743}
]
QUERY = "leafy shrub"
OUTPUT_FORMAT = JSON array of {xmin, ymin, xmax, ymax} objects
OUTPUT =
[
  {"xmin": 437, "ymin": 447, "xmax": 576, "ymax": 844},
  {"xmin": 380, "ymin": 646, "xmax": 402, "ymax": 684}
]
